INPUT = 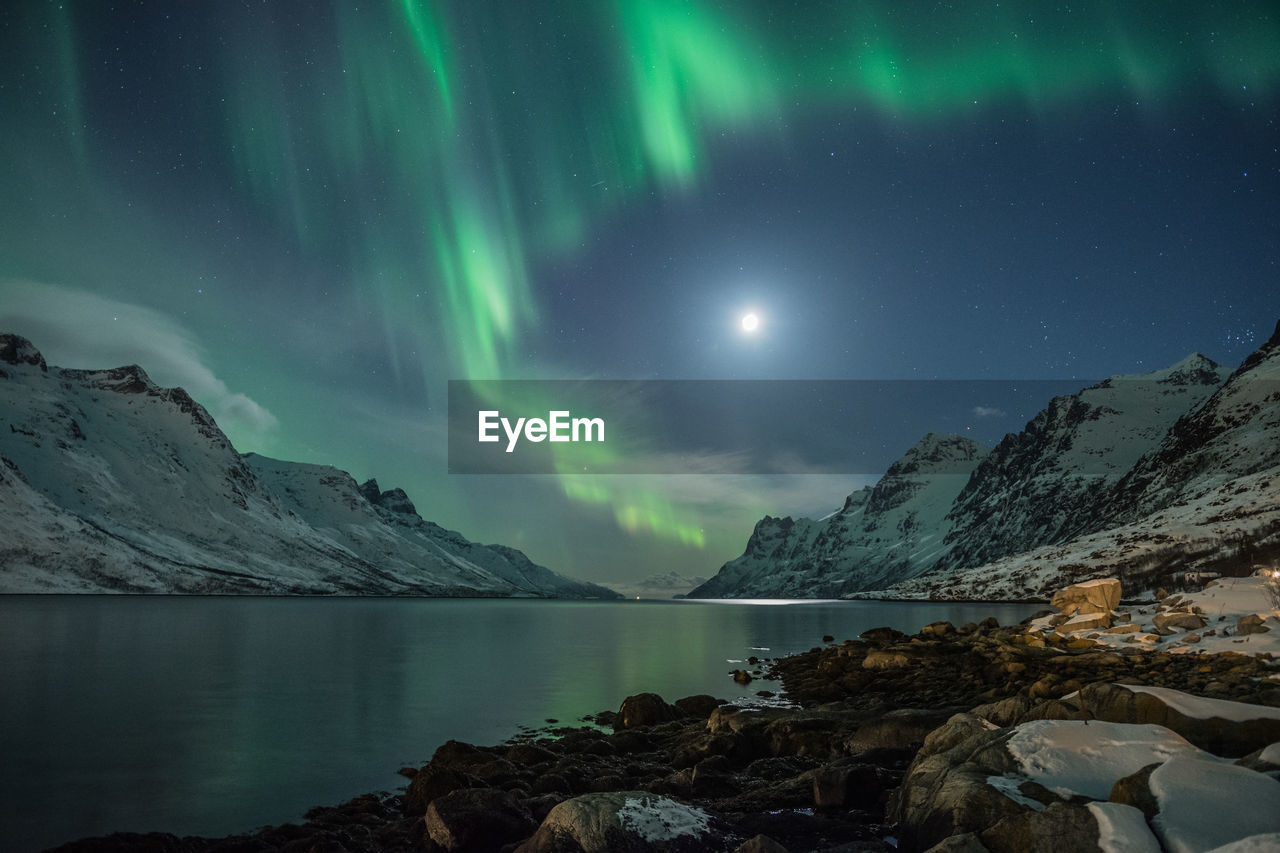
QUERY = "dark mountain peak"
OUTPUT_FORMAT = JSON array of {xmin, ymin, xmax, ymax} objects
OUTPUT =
[
  {"xmin": 1090, "ymin": 352, "xmax": 1225, "ymax": 393},
  {"xmin": 377, "ymin": 487, "xmax": 418, "ymax": 516},
  {"xmin": 359, "ymin": 478, "xmax": 419, "ymax": 516},
  {"xmin": 0, "ymin": 333, "xmax": 47, "ymax": 372},
  {"xmin": 1152, "ymin": 352, "xmax": 1224, "ymax": 387},
  {"xmin": 885, "ymin": 432, "xmax": 987, "ymax": 477},
  {"xmin": 62, "ymin": 363, "xmax": 158, "ymax": 395}
]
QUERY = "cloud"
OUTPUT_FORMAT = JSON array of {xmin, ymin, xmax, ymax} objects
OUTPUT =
[
  {"xmin": 213, "ymin": 392, "xmax": 279, "ymax": 435},
  {"xmin": 0, "ymin": 280, "xmax": 279, "ymax": 440},
  {"xmin": 971, "ymin": 405, "xmax": 1007, "ymax": 419}
]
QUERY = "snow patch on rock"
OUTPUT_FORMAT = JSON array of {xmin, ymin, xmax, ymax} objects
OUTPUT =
[
  {"xmin": 1149, "ymin": 755, "xmax": 1280, "ymax": 853},
  {"xmin": 1004, "ymin": 720, "xmax": 1210, "ymax": 800},
  {"xmin": 616, "ymin": 795, "xmax": 711, "ymax": 842},
  {"xmin": 1122, "ymin": 685, "xmax": 1280, "ymax": 723},
  {"xmin": 1086, "ymin": 801, "xmax": 1162, "ymax": 853}
]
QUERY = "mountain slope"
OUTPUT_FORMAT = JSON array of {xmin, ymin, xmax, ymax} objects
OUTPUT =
[
  {"xmin": 688, "ymin": 433, "xmax": 987, "ymax": 598},
  {"xmin": 879, "ymin": 464, "xmax": 1280, "ymax": 602},
  {"xmin": 0, "ymin": 334, "xmax": 618, "ymax": 598},
  {"xmin": 695, "ymin": 333, "xmax": 1278, "ymax": 600},
  {"xmin": 934, "ymin": 353, "xmax": 1227, "ymax": 572},
  {"xmin": 1107, "ymin": 320, "xmax": 1280, "ymax": 520}
]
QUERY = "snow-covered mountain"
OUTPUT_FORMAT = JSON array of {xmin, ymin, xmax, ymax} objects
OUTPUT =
[
  {"xmin": 878, "ymin": 464, "xmax": 1280, "ymax": 602},
  {"xmin": 1108, "ymin": 320, "xmax": 1280, "ymax": 520},
  {"xmin": 610, "ymin": 570, "xmax": 711, "ymax": 600},
  {"xmin": 695, "ymin": 325, "xmax": 1280, "ymax": 600},
  {"xmin": 0, "ymin": 334, "xmax": 619, "ymax": 598},
  {"xmin": 688, "ymin": 433, "xmax": 987, "ymax": 598},
  {"xmin": 933, "ymin": 353, "xmax": 1227, "ymax": 573}
]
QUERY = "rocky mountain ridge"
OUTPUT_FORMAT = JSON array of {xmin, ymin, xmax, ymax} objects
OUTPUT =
[
  {"xmin": 0, "ymin": 333, "xmax": 618, "ymax": 598},
  {"xmin": 693, "ymin": 324, "xmax": 1280, "ymax": 600},
  {"xmin": 689, "ymin": 432, "xmax": 987, "ymax": 597}
]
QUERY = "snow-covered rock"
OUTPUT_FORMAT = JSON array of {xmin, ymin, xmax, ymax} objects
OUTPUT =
[
  {"xmin": 1080, "ymin": 682, "xmax": 1280, "ymax": 757},
  {"xmin": 1086, "ymin": 802, "xmax": 1162, "ymax": 853},
  {"xmin": 514, "ymin": 791, "xmax": 724, "ymax": 853},
  {"xmin": 1148, "ymin": 755, "xmax": 1280, "ymax": 853},
  {"xmin": 1030, "ymin": 576, "xmax": 1280, "ymax": 658},
  {"xmin": 1052, "ymin": 578, "xmax": 1123, "ymax": 615},
  {"xmin": 895, "ymin": 698, "xmax": 1280, "ymax": 853},
  {"xmin": 0, "ymin": 334, "xmax": 619, "ymax": 598}
]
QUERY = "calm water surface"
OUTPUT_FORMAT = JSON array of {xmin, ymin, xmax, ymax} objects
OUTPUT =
[{"xmin": 0, "ymin": 596, "xmax": 1041, "ymax": 851}]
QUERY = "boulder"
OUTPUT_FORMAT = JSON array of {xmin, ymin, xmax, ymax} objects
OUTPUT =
[
  {"xmin": 844, "ymin": 708, "xmax": 955, "ymax": 754},
  {"xmin": 1147, "ymin": 756, "xmax": 1280, "ymax": 853},
  {"xmin": 707, "ymin": 705, "xmax": 795, "ymax": 737},
  {"xmin": 1081, "ymin": 683, "xmax": 1280, "ymax": 757},
  {"xmin": 860, "ymin": 626, "xmax": 910, "ymax": 645},
  {"xmin": 1153, "ymin": 611, "xmax": 1206, "ymax": 632},
  {"xmin": 978, "ymin": 801, "xmax": 1103, "ymax": 853},
  {"xmin": 470, "ymin": 756, "xmax": 520, "ymax": 784},
  {"xmin": 891, "ymin": 713, "xmax": 1232, "ymax": 852},
  {"xmin": 968, "ymin": 698, "xmax": 1033, "ymax": 728},
  {"xmin": 424, "ymin": 788, "xmax": 536, "ymax": 852},
  {"xmin": 863, "ymin": 649, "xmax": 912, "ymax": 670},
  {"xmin": 514, "ymin": 791, "xmax": 721, "ymax": 853},
  {"xmin": 690, "ymin": 755, "xmax": 735, "ymax": 796},
  {"xmin": 674, "ymin": 694, "xmax": 724, "ymax": 719},
  {"xmin": 428, "ymin": 739, "xmax": 492, "ymax": 770},
  {"xmin": 404, "ymin": 764, "xmax": 472, "ymax": 814},
  {"xmin": 1236, "ymin": 743, "xmax": 1280, "ymax": 774},
  {"xmin": 1050, "ymin": 578, "xmax": 1121, "ymax": 616},
  {"xmin": 1059, "ymin": 611, "xmax": 1111, "ymax": 632},
  {"xmin": 734, "ymin": 835, "xmax": 789, "ymax": 853},
  {"xmin": 616, "ymin": 693, "xmax": 684, "ymax": 730},
  {"xmin": 812, "ymin": 761, "xmax": 891, "ymax": 809},
  {"xmin": 1108, "ymin": 763, "xmax": 1160, "ymax": 819},
  {"xmin": 888, "ymin": 724, "xmax": 1026, "ymax": 851},
  {"xmin": 763, "ymin": 715, "xmax": 842, "ymax": 758},
  {"xmin": 505, "ymin": 743, "xmax": 559, "ymax": 767},
  {"xmin": 1238, "ymin": 614, "xmax": 1271, "ymax": 635},
  {"xmin": 917, "ymin": 713, "xmax": 1002, "ymax": 758}
]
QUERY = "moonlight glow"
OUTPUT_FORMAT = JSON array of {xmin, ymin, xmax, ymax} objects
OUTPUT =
[{"xmin": 742, "ymin": 313, "xmax": 760, "ymax": 332}]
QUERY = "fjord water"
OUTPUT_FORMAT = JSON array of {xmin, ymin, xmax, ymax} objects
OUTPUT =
[{"xmin": 0, "ymin": 597, "xmax": 1040, "ymax": 851}]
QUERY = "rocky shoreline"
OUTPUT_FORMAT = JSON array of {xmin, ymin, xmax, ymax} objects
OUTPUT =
[{"xmin": 49, "ymin": 598, "xmax": 1280, "ymax": 853}]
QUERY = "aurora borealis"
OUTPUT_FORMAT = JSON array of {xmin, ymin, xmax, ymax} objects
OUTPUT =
[{"xmin": 1, "ymin": 1, "xmax": 1277, "ymax": 584}]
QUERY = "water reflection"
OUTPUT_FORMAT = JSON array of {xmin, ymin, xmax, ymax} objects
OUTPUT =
[{"xmin": 0, "ymin": 596, "xmax": 1040, "ymax": 851}]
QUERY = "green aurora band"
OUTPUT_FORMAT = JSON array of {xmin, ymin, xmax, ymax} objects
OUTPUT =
[{"xmin": 6, "ymin": 1, "xmax": 1278, "ymax": 549}]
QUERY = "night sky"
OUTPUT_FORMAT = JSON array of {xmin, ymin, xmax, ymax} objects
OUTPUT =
[{"xmin": 1, "ymin": 1, "xmax": 1276, "ymax": 585}]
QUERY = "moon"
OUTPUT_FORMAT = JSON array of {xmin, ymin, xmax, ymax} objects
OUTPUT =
[{"xmin": 741, "ymin": 312, "xmax": 760, "ymax": 332}]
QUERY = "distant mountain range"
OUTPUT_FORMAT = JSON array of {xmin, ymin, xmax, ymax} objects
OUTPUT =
[
  {"xmin": 691, "ymin": 321, "xmax": 1280, "ymax": 600},
  {"xmin": 0, "ymin": 334, "xmax": 619, "ymax": 598},
  {"xmin": 610, "ymin": 570, "xmax": 710, "ymax": 600}
]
